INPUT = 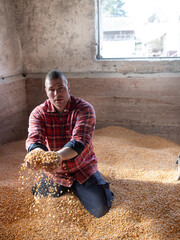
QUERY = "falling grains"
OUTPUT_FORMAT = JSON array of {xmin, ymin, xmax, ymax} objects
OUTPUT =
[{"xmin": 0, "ymin": 126, "xmax": 180, "ymax": 240}]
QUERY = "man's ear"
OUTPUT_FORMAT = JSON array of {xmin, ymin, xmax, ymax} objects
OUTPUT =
[
  {"xmin": 68, "ymin": 83, "xmax": 70, "ymax": 92},
  {"xmin": 45, "ymin": 87, "xmax": 48, "ymax": 96}
]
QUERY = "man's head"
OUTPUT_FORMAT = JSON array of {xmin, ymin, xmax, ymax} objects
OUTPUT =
[{"xmin": 45, "ymin": 70, "xmax": 70, "ymax": 113}]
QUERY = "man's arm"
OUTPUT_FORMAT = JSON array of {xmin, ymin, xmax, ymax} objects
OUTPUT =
[
  {"xmin": 57, "ymin": 147, "xmax": 78, "ymax": 160},
  {"xmin": 26, "ymin": 107, "xmax": 47, "ymax": 152},
  {"xmin": 26, "ymin": 147, "xmax": 77, "ymax": 170}
]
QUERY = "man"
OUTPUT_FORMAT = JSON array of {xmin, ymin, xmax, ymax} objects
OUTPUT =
[{"xmin": 26, "ymin": 70, "xmax": 114, "ymax": 218}]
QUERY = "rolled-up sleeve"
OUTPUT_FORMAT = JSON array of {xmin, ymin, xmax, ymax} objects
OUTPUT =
[
  {"xmin": 60, "ymin": 103, "xmax": 96, "ymax": 172},
  {"xmin": 71, "ymin": 103, "xmax": 96, "ymax": 146},
  {"xmin": 26, "ymin": 107, "xmax": 47, "ymax": 151}
]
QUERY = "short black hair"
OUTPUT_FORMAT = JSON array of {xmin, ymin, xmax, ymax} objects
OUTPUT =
[
  {"xmin": 45, "ymin": 70, "xmax": 68, "ymax": 85},
  {"xmin": 46, "ymin": 70, "xmax": 66, "ymax": 81}
]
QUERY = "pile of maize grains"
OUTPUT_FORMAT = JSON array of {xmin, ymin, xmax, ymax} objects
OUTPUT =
[{"xmin": 0, "ymin": 126, "xmax": 180, "ymax": 240}]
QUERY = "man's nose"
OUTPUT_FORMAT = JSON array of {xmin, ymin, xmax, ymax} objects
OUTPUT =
[{"xmin": 54, "ymin": 89, "xmax": 59, "ymax": 96}]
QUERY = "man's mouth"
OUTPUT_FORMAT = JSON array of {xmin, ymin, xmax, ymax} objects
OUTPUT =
[{"xmin": 55, "ymin": 98, "xmax": 63, "ymax": 102}]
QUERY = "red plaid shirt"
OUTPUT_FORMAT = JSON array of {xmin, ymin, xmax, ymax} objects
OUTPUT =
[{"xmin": 26, "ymin": 95, "xmax": 98, "ymax": 187}]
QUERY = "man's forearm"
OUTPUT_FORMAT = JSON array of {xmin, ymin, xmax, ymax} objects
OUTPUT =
[
  {"xmin": 57, "ymin": 147, "xmax": 78, "ymax": 160},
  {"xmin": 32, "ymin": 147, "xmax": 45, "ymax": 152},
  {"xmin": 27, "ymin": 142, "xmax": 48, "ymax": 152}
]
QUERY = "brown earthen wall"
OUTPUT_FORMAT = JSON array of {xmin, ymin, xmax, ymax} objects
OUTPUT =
[{"xmin": 0, "ymin": 77, "xmax": 28, "ymax": 145}]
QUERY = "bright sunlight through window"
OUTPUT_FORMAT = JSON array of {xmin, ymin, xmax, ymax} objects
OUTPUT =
[{"xmin": 97, "ymin": 0, "xmax": 180, "ymax": 59}]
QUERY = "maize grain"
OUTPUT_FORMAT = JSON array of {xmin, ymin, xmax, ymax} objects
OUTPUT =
[
  {"xmin": 23, "ymin": 150, "xmax": 61, "ymax": 170},
  {"xmin": 0, "ymin": 126, "xmax": 180, "ymax": 240}
]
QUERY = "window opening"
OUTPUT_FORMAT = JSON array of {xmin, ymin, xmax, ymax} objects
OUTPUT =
[{"xmin": 97, "ymin": 0, "xmax": 180, "ymax": 59}]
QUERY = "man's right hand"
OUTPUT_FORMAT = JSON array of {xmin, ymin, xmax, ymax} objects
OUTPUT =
[
  {"xmin": 24, "ymin": 149, "xmax": 62, "ymax": 171},
  {"xmin": 25, "ymin": 148, "xmax": 45, "ymax": 170}
]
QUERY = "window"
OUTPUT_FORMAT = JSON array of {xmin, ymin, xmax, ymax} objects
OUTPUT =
[{"xmin": 97, "ymin": 0, "xmax": 180, "ymax": 59}]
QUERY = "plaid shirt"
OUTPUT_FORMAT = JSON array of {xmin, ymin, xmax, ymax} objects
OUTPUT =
[{"xmin": 26, "ymin": 95, "xmax": 98, "ymax": 187}]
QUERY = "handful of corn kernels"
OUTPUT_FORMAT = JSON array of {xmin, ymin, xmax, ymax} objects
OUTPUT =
[{"xmin": 24, "ymin": 150, "xmax": 61, "ymax": 170}]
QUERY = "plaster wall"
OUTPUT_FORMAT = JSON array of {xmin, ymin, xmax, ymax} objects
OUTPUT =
[
  {"xmin": 0, "ymin": 0, "xmax": 22, "ymax": 77},
  {"xmin": 14, "ymin": 0, "xmax": 180, "ymax": 74},
  {"xmin": 0, "ymin": 0, "xmax": 26, "ymax": 145}
]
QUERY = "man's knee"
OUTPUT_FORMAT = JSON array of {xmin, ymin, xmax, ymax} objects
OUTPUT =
[
  {"xmin": 73, "ymin": 172, "xmax": 114, "ymax": 218},
  {"xmin": 92, "ymin": 202, "xmax": 111, "ymax": 218},
  {"xmin": 87, "ymin": 188, "xmax": 114, "ymax": 218}
]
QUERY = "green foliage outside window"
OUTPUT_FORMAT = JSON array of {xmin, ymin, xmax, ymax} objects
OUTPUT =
[{"xmin": 102, "ymin": 0, "xmax": 127, "ymax": 17}]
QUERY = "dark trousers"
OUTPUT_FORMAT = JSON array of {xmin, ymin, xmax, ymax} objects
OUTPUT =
[{"xmin": 32, "ymin": 171, "xmax": 114, "ymax": 218}]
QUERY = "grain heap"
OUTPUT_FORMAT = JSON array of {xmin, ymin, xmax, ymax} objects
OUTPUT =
[{"xmin": 0, "ymin": 126, "xmax": 180, "ymax": 240}]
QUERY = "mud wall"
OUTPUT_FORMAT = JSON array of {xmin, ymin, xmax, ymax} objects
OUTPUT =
[
  {"xmin": 0, "ymin": 0, "xmax": 27, "ymax": 144},
  {"xmin": 26, "ymin": 72, "xmax": 180, "ymax": 144}
]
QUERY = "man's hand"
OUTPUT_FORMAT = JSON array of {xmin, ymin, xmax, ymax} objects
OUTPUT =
[
  {"xmin": 41, "ymin": 161, "xmax": 60, "ymax": 172},
  {"xmin": 24, "ymin": 149, "xmax": 62, "ymax": 171},
  {"xmin": 26, "ymin": 161, "xmax": 42, "ymax": 170},
  {"xmin": 25, "ymin": 148, "xmax": 45, "ymax": 170},
  {"xmin": 42, "ymin": 151, "xmax": 62, "ymax": 172}
]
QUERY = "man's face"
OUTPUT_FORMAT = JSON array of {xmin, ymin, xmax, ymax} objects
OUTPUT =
[{"xmin": 45, "ymin": 77, "xmax": 70, "ymax": 113}]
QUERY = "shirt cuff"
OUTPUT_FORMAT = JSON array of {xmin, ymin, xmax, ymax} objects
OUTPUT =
[
  {"xmin": 28, "ymin": 142, "xmax": 48, "ymax": 153},
  {"xmin": 63, "ymin": 140, "xmax": 85, "ymax": 155}
]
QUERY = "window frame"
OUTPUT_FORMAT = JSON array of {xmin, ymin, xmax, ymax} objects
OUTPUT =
[{"xmin": 96, "ymin": 0, "xmax": 180, "ymax": 61}]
